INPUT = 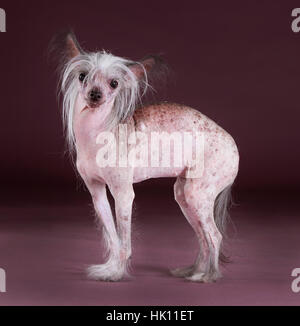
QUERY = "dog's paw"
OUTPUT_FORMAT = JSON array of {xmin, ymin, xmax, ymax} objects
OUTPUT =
[
  {"xmin": 170, "ymin": 265, "xmax": 194, "ymax": 277},
  {"xmin": 87, "ymin": 262, "xmax": 126, "ymax": 282},
  {"xmin": 185, "ymin": 271, "xmax": 221, "ymax": 283}
]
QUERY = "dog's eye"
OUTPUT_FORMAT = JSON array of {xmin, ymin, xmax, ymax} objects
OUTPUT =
[
  {"xmin": 79, "ymin": 73, "xmax": 86, "ymax": 82},
  {"xmin": 110, "ymin": 79, "xmax": 118, "ymax": 89}
]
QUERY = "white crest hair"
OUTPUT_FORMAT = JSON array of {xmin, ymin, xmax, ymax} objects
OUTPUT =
[{"xmin": 60, "ymin": 50, "xmax": 149, "ymax": 152}]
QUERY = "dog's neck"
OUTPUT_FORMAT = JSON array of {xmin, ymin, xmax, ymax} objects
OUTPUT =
[
  {"xmin": 73, "ymin": 93, "xmax": 112, "ymax": 151},
  {"xmin": 72, "ymin": 93, "xmax": 135, "ymax": 160}
]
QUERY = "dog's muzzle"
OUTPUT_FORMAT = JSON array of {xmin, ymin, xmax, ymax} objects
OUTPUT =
[{"xmin": 88, "ymin": 87, "xmax": 102, "ymax": 103}]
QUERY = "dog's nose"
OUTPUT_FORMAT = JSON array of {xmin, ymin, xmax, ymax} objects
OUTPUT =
[{"xmin": 88, "ymin": 88, "xmax": 102, "ymax": 102}]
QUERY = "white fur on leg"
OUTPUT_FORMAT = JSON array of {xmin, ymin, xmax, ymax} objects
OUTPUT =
[
  {"xmin": 186, "ymin": 270, "xmax": 222, "ymax": 283},
  {"xmin": 170, "ymin": 265, "xmax": 194, "ymax": 278},
  {"xmin": 87, "ymin": 226, "xmax": 129, "ymax": 282},
  {"xmin": 184, "ymin": 249, "xmax": 222, "ymax": 283},
  {"xmin": 87, "ymin": 255, "xmax": 127, "ymax": 282}
]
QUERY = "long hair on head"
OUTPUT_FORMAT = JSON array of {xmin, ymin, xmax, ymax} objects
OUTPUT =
[
  {"xmin": 49, "ymin": 31, "xmax": 168, "ymax": 154},
  {"xmin": 60, "ymin": 50, "xmax": 149, "ymax": 153}
]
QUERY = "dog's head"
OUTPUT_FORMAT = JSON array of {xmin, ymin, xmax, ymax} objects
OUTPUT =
[
  {"xmin": 62, "ymin": 33, "xmax": 156, "ymax": 109},
  {"xmin": 51, "ymin": 31, "xmax": 166, "ymax": 150}
]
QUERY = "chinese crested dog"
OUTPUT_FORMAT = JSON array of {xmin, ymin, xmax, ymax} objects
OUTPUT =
[{"xmin": 54, "ymin": 32, "xmax": 239, "ymax": 282}]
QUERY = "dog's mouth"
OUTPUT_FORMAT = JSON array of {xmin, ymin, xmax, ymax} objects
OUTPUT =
[
  {"xmin": 81, "ymin": 105, "xmax": 89, "ymax": 113},
  {"xmin": 82, "ymin": 98, "xmax": 105, "ymax": 111},
  {"xmin": 81, "ymin": 103, "xmax": 100, "ymax": 113}
]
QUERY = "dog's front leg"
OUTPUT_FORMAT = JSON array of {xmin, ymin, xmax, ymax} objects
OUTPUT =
[
  {"xmin": 86, "ymin": 182, "xmax": 125, "ymax": 281},
  {"xmin": 109, "ymin": 182, "xmax": 135, "ymax": 266}
]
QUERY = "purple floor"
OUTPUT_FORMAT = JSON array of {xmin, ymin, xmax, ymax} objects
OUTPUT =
[{"xmin": 0, "ymin": 186, "xmax": 299, "ymax": 305}]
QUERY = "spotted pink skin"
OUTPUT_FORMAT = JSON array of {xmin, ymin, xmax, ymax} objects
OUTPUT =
[{"xmin": 74, "ymin": 93, "xmax": 239, "ymax": 282}]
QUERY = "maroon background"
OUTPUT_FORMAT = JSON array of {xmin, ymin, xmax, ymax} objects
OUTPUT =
[
  {"xmin": 1, "ymin": 0, "xmax": 300, "ymax": 192},
  {"xmin": 0, "ymin": 0, "xmax": 300, "ymax": 305}
]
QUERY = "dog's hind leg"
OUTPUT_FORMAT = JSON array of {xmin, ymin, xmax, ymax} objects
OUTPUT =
[{"xmin": 171, "ymin": 176, "xmax": 230, "ymax": 282}]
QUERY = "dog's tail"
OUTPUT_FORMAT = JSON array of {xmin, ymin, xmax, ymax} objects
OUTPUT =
[{"xmin": 214, "ymin": 184, "xmax": 233, "ymax": 263}]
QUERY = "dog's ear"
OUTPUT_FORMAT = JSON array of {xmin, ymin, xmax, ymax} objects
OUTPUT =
[
  {"xmin": 129, "ymin": 55, "xmax": 169, "ymax": 86},
  {"xmin": 129, "ymin": 55, "xmax": 160, "ymax": 80},
  {"xmin": 128, "ymin": 54, "xmax": 170, "ymax": 91},
  {"xmin": 65, "ymin": 32, "xmax": 83, "ymax": 59},
  {"xmin": 48, "ymin": 29, "xmax": 84, "ymax": 69},
  {"xmin": 129, "ymin": 56, "xmax": 157, "ymax": 80}
]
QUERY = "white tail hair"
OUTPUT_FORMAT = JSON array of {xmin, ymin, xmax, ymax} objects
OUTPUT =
[{"xmin": 214, "ymin": 184, "xmax": 233, "ymax": 262}]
